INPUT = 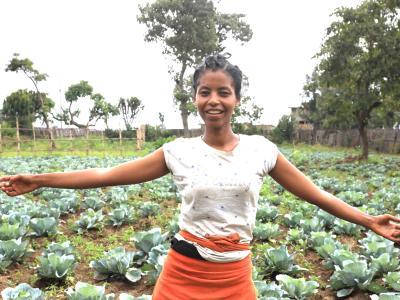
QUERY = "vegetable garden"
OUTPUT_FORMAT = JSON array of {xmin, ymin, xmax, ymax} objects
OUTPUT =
[{"xmin": 1, "ymin": 146, "xmax": 400, "ymax": 299}]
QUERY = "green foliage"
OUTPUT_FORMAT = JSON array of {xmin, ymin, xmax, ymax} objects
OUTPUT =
[
  {"xmin": 262, "ymin": 245, "xmax": 307, "ymax": 276},
  {"xmin": 37, "ymin": 253, "xmax": 76, "ymax": 279},
  {"xmin": 138, "ymin": 201, "xmax": 161, "ymax": 218},
  {"xmin": 253, "ymin": 222, "xmax": 280, "ymax": 241},
  {"xmin": 254, "ymin": 281, "xmax": 289, "ymax": 300},
  {"xmin": 131, "ymin": 227, "xmax": 168, "ymax": 254},
  {"xmin": 0, "ymin": 222, "xmax": 27, "ymax": 241},
  {"xmin": 142, "ymin": 243, "xmax": 168, "ymax": 284},
  {"xmin": 359, "ymin": 232, "xmax": 400, "ymax": 259},
  {"xmin": 304, "ymin": 1, "xmax": 400, "ymax": 158},
  {"xmin": 82, "ymin": 196, "xmax": 105, "ymax": 211},
  {"xmin": 73, "ymin": 209, "xmax": 104, "ymax": 234},
  {"xmin": 5, "ymin": 53, "xmax": 55, "ymax": 146},
  {"xmin": 0, "ymin": 238, "xmax": 31, "ymax": 271},
  {"xmin": 371, "ymin": 253, "xmax": 400, "ymax": 276},
  {"xmin": 66, "ymin": 282, "xmax": 115, "ymax": 300},
  {"xmin": 1, "ymin": 90, "xmax": 50, "ymax": 130},
  {"xmin": 231, "ymin": 96, "xmax": 264, "ymax": 130},
  {"xmin": 256, "ymin": 203, "xmax": 279, "ymax": 222},
  {"xmin": 28, "ymin": 217, "xmax": 58, "ymax": 237},
  {"xmin": 271, "ymin": 115, "xmax": 295, "ymax": 144},
  {"xmin": 329, "ymin": 259, "xmax": 375, "ymax": 297},
  {"xmin": 332, "ymin": 219, "xmax": 362, "ymax": 236},
  {"xmin": 55, "ymin": 80, "xmax": 119, "ymax": 129},
  {"xmin": 89, "ymin": 247, "xmax": 142, "ymax": 282},
  {"xmin": 137, "ymin": 0, "xmax": 252, "ymax": 135},
  {"xmin": 384, "ymin": 272, "xmax": 400, "ymax": 291},
  {"xmin": 118, "ymin": 97, "xmax": 144, "ymax": 131},
  {"xmin": 106, "ymin": 205, "xmax": 135, "ymax": 227},
  {"xmin": 276, "ymin": 274, "xmax": 319, "ymax": 300},
  {"xmin": 43, "ymin": 241, "xmax": 76, "ymax": 258},
  {"xmin": 119, "ymin": 294, "xmax": 152, "ymax": 300},
  {"xmin": 1, "ymin": 283, "xmax": 45, "ymax": 300},
  {"xmin": 370, "ymin": 293, "xmax": 400, "ymax": 300},
  {"xmin": 144, "ymin": 124, "xmax": 175, "ymax": 142},
  {"xmin": 309, "ymin": 231, "xmax": 336, "ymax": 249}
]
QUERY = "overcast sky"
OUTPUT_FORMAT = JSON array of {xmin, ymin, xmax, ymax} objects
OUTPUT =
[{"xmin": 0, "ymin": 0, "xmax": 363, "ymax": 129}]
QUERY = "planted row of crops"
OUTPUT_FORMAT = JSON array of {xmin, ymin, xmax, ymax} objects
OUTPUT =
[{"xmin": 0, "ymin": 149, "xmax": 400, "ymax": 299}]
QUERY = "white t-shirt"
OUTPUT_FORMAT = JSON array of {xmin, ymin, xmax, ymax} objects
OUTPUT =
[{"xmin": 163, "ymin": 134, "xmax": 279, "ymax": 262}]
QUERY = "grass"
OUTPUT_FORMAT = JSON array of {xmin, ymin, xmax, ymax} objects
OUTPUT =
[{"xmin": 0, "ymin": 135, "xmax": 150, "ymax": 157}]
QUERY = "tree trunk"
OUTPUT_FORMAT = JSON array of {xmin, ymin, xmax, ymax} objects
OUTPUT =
[
  {"xmin": 358, "ymin": 124, "xmax": 369, "ymax": 160},
  {"xmin": 42, "ymin": 113, "xmax": 56, "ymax": 149},
  {"xmin": 180, "ymin": 105, "xmax": 190, "ymax": 137},
  {"xmin": 176, "ymin": 60, "xmax": 189, "ymax": 137},
  {"xmin": 31, "ymin": 81, "xmax": 56, "ymax": 149}
]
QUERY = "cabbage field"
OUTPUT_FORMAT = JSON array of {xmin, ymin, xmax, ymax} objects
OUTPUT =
[{"xmin": 0, "ymin": 148, "xmax": 400, "ymax": 300}]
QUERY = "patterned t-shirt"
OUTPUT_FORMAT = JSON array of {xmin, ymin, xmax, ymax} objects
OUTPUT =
[{"xmin": 163, "ymin": 134, "xmax": 279, "ymax": 262}]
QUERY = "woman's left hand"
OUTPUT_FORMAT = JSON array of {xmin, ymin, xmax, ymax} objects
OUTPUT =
[{"xmin": 369, "ymin": 214, "xmax": 400, "ymax": 243}]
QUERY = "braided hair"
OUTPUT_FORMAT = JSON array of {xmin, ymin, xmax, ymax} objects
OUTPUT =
[{"xmin": 192, "ymin": 54, "xmax": 243, "ymax": 99}]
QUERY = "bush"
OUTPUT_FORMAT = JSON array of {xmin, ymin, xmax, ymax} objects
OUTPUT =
[
  {"xmin": 104, "ymin": 129, "xmax": 136, "ymax": 139},
  {"xmin": 271, "ymin": 115, "xmax": 295, "ymax": 144},
  {"xmin": 145, "ymin": 125, "xmax": 175, "ymax": 141}
]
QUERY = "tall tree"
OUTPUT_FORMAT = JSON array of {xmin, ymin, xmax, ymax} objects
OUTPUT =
[
  {"xmin": 118, "ymin": 97, "xmax": 144, "ymax": 130},
  {"xmin": 1, "ymin": 89, "xmax": 53, "ymax": 129},
  {"xmin": 54, "ymin": 81, "xmax": 119, "ymax": 130},
  {"xmin": 302, "ymin": 70, "xmax": 356, "ymax": 132},
  {"xmin": 315, "ymin": 0, "xmax": 400, "ymax": 159},
  {"xmin": 5, "ymin": 53, "xmax": 56, "ymax": 148},
  {"xmin": 137, "ymin": 0, "xmax": 252, "ymax": 137}
]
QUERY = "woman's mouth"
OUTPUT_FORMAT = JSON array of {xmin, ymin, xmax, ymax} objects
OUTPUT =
[{"xmin": 206, "ymin": 109, "xmax": 224, "ymax": 115}]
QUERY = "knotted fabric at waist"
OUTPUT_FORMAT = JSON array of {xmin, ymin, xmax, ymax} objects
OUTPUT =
[{"xmin": 179, "ymin": 230, "xmax": 250, "ymax": 252}]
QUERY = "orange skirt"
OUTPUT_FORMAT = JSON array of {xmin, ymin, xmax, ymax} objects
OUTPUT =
[{"xmin": 152, "ymin": 249, "xmax": 257, "ymax": 300}]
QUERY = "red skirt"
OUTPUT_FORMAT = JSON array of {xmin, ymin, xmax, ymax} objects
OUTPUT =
[{"xmin": 152, "ymin": 249, "xmax": 257, "ymax": 300}]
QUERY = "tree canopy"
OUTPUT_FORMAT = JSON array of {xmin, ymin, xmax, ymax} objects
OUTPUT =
[
  {"xmin": 302, "ymin": 0, "xmax": 400, "ymax": 159},
  {"xmin": 1, "ymin": 90, "xmax": 53, "ymax": 129},
  {"xmin": 5, "ymin": 53, "xmax": 55, "ymax": 147},
  {"xmin": 54, "ymin": 81, "xmax": 119, "ymax": 129},
  {"xmin": 118, "ymin": 97, "xmax": 144, "ymax": 131},
  {"xmin": 137, "ymin": 0, "xmax": 252, "ymax": 136}
]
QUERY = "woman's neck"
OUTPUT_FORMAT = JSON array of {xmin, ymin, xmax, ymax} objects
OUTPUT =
[{"xmin": 202, "ymin": 127, "xmax": 239, "ymax": 151}]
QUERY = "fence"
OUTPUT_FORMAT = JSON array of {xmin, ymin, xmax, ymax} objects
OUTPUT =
[
  {"xmin": 294, "ymin": 128, "xmax": 400, "ymax": 154},
  {"xmin": 0, "ymin": 122, "xmax": 146, "ymax": 156}
]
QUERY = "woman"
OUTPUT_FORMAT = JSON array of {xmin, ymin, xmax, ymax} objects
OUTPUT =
[{"xmin": 1, "ymin": 54, "xmax": 400, "ymax": 300}]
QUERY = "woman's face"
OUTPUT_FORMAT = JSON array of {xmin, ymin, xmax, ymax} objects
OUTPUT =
[{"xmin": 194, "ymin": 70, "xmax": 239, "ymax": 129}]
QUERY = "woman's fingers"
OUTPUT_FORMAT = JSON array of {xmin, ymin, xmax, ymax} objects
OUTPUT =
[
  {"xmin": 388, "ymin": 214, "xmax": 400, "ymax": 223},
  {"xmin": 0, "ymin": 180, "xmax": 11, "ymax": 188}
]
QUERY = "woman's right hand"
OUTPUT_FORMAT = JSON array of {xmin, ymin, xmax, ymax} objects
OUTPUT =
[{"xmin": 0, "ymin": 175, "xmax": 39, "ymax": 196}]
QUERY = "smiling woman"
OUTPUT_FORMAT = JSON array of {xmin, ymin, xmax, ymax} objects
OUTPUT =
[{"xmin": 191, "ymin": 54, "xmax": 242, "ymax": 152}]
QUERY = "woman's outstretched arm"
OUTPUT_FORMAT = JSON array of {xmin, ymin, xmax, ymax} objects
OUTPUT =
[
  {"xmin": 269, "ymin": 153, "xmax": 400, "ymax": 243},
  {"xmin": 0, "ymin": 147, "xmax": 169, "ymax": 196}
]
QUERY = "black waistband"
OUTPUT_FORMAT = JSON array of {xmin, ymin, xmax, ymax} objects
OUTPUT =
[{"xmin": 170, "ymin": 237, "xmax": 205, "ymax": 260}]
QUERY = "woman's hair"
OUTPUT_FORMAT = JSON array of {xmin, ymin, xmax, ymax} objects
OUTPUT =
[{"xmin": 192, "ymin": 54, "xmax": 242, "ymax": 99}]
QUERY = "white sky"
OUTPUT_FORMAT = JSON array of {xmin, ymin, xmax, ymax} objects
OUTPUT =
[{"xmin": 0, "ymin": 0, "xmax": 363, "ymax": 130}]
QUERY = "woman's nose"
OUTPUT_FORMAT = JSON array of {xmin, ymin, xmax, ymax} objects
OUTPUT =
[{"xmin": 208, "ymin": 93, "xmax": 220, "ymax": 104}]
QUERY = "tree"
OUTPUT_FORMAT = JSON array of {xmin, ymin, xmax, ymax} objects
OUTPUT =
[
  {"xmin": 5, "ymin": 53, "xmax": 56, "ymax": 148},
  {"xmin": 231, "ymin": 96, "xmax": 263, "ymax": 132},
  {"xmin": 118, "ymin": 97, "xmax": 144, "ymax": 130},
  {"xmin": 1, "ymin": 89, "xmax": 54, "ymax": 130},
  {"xmin": 137, "ymin": 0, "xmax": 252, "ymax": 137},
  {"xmin": 54, "ymin": 81, "xmax": 119, "ymax": 130},
  {"xmin": 158, "ymin": 112, "xmax": 165, "ymax": 128},
  {"xmin": 302, "ymin": 70, "xmax": 356, "ymax": 132},
  {"xmin": 271, "ymin": 115, "xmax": 295, "ymax": 144},
  {"xmin": 315, "ymin": 0, "xmax": 400, "ymax": 159}
]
